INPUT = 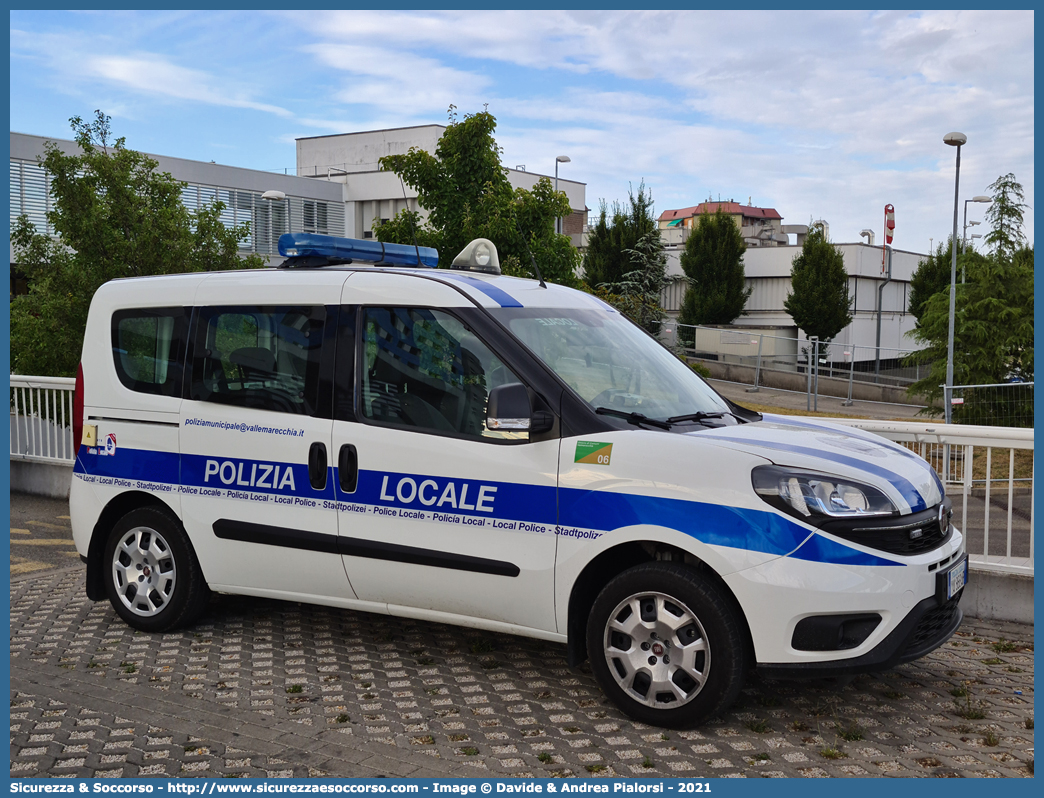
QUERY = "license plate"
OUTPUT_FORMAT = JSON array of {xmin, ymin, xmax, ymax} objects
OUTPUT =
[{"xmin": 947, "ymin": 557, "xmax": 968, "ymax": 599}]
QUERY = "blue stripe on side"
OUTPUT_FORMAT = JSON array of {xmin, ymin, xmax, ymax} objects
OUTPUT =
[
  {"xmin": 436, "ymin": 273, "xmax": 524, "ymax": 308},
  {"xmin": 789, "ymin": 533, "xmax": 900, "ymax": 568},
  {"xmin": 75, "ymin": 448, "xmax": 903, "ymax": 567},
  {"xmin": 707, "ymin": 435, "xmax": 929, "ymax": 513}
]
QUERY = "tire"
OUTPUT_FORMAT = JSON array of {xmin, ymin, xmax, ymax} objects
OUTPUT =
[
  {"xmin": 586, "ymin": 562, "xmax": 747, "ymax": 728},
  {"xmin": 103, "ymin": 506, "xmax": 209, "ymax": 633}
]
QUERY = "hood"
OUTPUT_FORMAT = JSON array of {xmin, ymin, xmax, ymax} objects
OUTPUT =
[{"xmin": 695, "ymin": 414, "xmax": 944, "ymax": 515}]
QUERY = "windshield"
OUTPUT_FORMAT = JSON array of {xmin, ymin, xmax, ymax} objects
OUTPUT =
[{"xmin": 491, "ymin": 307, "xmax": 731, "ymax": 422}]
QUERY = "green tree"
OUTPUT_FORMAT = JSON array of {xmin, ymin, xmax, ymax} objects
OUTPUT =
[
  {"xmin": 581, "ymin": 183, "xmax": 658, "ymax": 289},
  {"xmin": 783, "ymin": 225, "xmax": 852, "ymax": 343},
  {"xmin": 11, "ymin": 111, "xmax": 261, "ymax": 376},
  {"xmin": 908, "ymin": 238, "xmax": 989, "ymax": 326},
  {"xmin": 907, "ymin": 247, "xmax": 1034, "ymax": 414},
  {"xmin": 376, "ymin": 107, "xmax": 578, "ymax": 286},
  {"xmin": 984, "ymin": 173, "xmax": 1027, "ymax": 261},
  {"xmin": 594, "ymin": 230, "xmax": 670, "ymax": 333},
  {"xmin": 677, "ymin": 207, "xmax": 750, "ymax": 326}
]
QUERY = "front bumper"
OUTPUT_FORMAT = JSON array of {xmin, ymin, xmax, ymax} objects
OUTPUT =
[{"xmin": 757, "ymin": 586, "xmax": 964, "ymax": 679}]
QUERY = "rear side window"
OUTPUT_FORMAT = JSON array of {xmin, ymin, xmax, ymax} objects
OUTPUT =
[
  {"xmin": 189, "ymin": 306, "xmax": 325, "ymax": 416},
  {"xmin": 111, "ymin": 308, "xmax": 189, "ymax": 396}
]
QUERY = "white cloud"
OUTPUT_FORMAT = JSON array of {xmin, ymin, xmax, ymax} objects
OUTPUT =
[{"xmin": 83, "ymin": 54, "xmax": 293, "ymax": 117}]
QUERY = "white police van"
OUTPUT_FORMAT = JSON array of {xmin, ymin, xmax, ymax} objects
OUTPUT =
[{"xmin": 71, "ymin": 232, "xmax": 967, "ymax": 728}]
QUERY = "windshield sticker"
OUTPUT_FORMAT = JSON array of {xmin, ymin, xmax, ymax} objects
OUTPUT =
[{"xmin": 575, "ymin": 441, "xmax": 613, "ymax": 465}]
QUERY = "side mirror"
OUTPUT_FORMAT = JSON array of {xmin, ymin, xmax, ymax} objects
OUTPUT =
[{"xmin": 487, "ymin": 383, "xmax": 554, "ymax": 434}]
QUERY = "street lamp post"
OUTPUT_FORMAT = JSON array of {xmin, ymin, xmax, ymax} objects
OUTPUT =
[
  {"xmin": 962, "ymin": 195, "xmax": 992, "ymax": 250},
  {"xmin": 261, "ymin": 189, "xmax": 290, "ymax": 256},
  {"xmin": 554, "ymin": 155, "xmax": 570, "ymax": 235},
  {"xmin": 942, "ymin": 132, "xmax": 967, "ymax": 426}
]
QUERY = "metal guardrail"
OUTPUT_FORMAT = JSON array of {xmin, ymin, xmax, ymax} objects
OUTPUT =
[
  {"xmin": 9, "ymin": 375, "xmax": 76, "ymax": 464},
  {"xmin": 10, "ymin": 376, "xmax": 1032, "ymax": 577},
  {"xmin": 829, "ymin": 418, "xmax": 1034, "ymax": 576}
]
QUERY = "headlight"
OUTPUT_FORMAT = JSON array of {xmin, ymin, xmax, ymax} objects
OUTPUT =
[{"xmin": 752, "ymin": 465, "xmax": 898, "ymax": 523}]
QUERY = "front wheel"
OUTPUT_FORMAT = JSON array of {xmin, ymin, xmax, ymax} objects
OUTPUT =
[
  {"xmin": 586, "ymin": 562, "xmax": 747, "ymax": 728},
  {"xmin": 103, "ymin": 506, "xmax": 209, "ymax": 632}
]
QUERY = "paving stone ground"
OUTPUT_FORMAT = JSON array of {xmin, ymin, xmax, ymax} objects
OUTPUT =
[{"xmin": 9, "ymin": 565, "xmax": 1034, "ymax": 779}]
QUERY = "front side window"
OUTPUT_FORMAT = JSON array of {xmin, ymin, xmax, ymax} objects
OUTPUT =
[
  {"xmin": 492, "ymin": 307, "xmax": 730, "ymax": 423},
  {"xmin": 111, "ymin": 308, "xmax": 188, "ymax": 396},
  {"xmin": 190, "ymin": 306, "xmax": 325, "ymax": 415},
  {"xmin": 361, "ymin": 307, "xmax": 526, "ymax": 441}
]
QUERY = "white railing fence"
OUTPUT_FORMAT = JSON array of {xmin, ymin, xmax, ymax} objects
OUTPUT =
[
  {"xmin": 10, "ymin": 375, "xmax": 76, "ymax": 464},
  {"xmin": 830, "ymin": 418, "xmax": 1033, "ymax": 576}
]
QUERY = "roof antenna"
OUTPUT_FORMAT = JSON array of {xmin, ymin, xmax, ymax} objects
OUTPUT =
[
  {"xmin": 512, "ymin": 214, "xmax": 547, "ymax": 288},
  {"xmin": 398, "ymin": 176, "xmax": 424, "ymax": 267}
]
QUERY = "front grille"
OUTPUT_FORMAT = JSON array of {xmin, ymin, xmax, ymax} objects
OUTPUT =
[
  {"xmin": 820, "ymin": 502, "xmax": 952, "ymax": 556},
  {"xmin": 902, "ymin": 593, "xmax": 962, "ymax": 657}
]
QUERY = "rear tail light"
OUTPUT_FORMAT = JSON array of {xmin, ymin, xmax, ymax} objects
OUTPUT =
[{"xmin": 73, "ymin": 362, "xmax": 84, "ymax": 453}]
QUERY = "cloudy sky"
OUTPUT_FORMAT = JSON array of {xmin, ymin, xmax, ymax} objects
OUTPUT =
[{"xmin": 10, "ymin": 9, "xmax": 1034, "ymax": 254}]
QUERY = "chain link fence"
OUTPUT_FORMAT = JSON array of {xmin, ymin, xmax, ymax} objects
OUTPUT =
[
  {"xmin": 661, "ymin": 322, "xmax": 930, "ymax": 387},
  {"xmin": 946, "ymin": 382, "xmax": 1034, "ymax": 428}
]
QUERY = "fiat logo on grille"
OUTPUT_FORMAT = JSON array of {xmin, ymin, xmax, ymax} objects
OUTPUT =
[{"xmin": 652, "ymin": 643, "xmax": 665, "ymax": 656}]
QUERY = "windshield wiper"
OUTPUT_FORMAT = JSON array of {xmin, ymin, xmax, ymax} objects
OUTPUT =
[
  {"xmin": 595, "ymin": 407, "xmax": 672, "ymax": 430},
  {"xmin": 665, "ymin": 410, "xmax": 744, "ymax": 425}
]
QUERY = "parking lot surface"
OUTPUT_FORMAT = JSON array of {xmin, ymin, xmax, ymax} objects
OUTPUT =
[{"xmin": 10, "ymin": 558, "xmax": 1034, "ymax": 779}]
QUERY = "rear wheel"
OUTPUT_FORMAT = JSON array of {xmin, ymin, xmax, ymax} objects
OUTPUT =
[
  {"xmin": 103, "ymin": 506, "xmax": 209, "ymax": 632},
  {"xmin": 587, "ymin": 562, "xmax": 746, "ymax": 728}
]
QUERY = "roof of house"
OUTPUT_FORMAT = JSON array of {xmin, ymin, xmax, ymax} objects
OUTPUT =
[{"xmin": 658, "ymin": 202, "xmax": 783, "ymax": 222}]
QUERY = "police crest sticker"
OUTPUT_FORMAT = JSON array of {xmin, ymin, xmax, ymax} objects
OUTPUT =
[
  {"xmin": 104, "ymin": 433, "xmax": 117, "ymax": 456},
  {"xmin": 575, "ymin": 441, "xmax": 612, "ymax": 465}
]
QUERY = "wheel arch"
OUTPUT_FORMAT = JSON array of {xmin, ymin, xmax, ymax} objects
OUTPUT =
[
  {"xmin": 566, "ymin": 541, "xmax": 754, "ymax": 668},
  {"xmin": 85, "ymin": 491, "xmax": 178, "ymax": 601}
]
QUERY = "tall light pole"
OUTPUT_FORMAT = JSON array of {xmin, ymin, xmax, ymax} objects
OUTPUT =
[
  {"xmin": 962, "ymin": 195, "xmax": 991, "ymax": 250},
  {"xmin": 554, "ymin": 155, "xmax": 570, "ymax": 235},
  {"xmin": 943, "ymin": 132, "xmax": 966, "ymax": 425}
]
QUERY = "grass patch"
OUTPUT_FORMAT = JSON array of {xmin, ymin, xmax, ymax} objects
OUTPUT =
[
  {"xmin": 750, "ymin": 753, "xmax": 771, "ymax": 762},
  {"xmin": 983, "ymin": 731, "xmax": 1000, "ymax": 746},
  {"xmin": 981, "ymin": 657, "xmax": 1004, "ymax": 665},
  {"xmin": 820, "ymin": 747, "xmax": 845, "ymax": 760},
  {"xmin": 836, "ymin": 722, "xmax": 864, "ymax": 742},
  {"xmin": 1025, "ymin": 717, "xmax": 1034, "ymax": 730},
  {"xmin": 585, "ymin": 764, "xmax": 606, "ymax": 773},
  {"xmin": 416, "ymin": 657, "xmax": 435, "ymax": 666},
  {"xmin": 955, "ymin": 694, "xmax": 987, "ymax": 720},
  {"xmin": 412, "ymin": 736, "xmax": 435, "ymax": 745},
  {"xmin": 449, "ymin": 734, "xmax": 470, "ymax": 742},
  {"xmin": 335, "ymin": 714, "xmax": 349, "ymax": 724},
  {"xmin": 538, "ymin": 752, "xmax": 552, "ymax": 764},
  {"xmin": 883, "ymin": 690, "xmax": 906, "ymax": 700},
  {"xmin": 745, "ymin": 718, "xmax": 771, "ymax": 733},
  {"xmin": 285, "ymin": 685, "xmax": 303, "ymax": 694},
  {"xmin": 480, "ymin": 660, "xmax": 501, "ymax": 670},
  {"xmin": 122, "ymin": 663, "xmax": 137, "ymax": 674},
  {"xmin": 991, "ymin": 639, "xmax": 1019, "ymax": 653},
  {"xmin": 641, "ymin": 756, "xmax": 655, "ymax": 769},
  {"xmin": 660, "ymin": 733, "xmax": 670, "ymax": 741},
  {"xmin": 950, "ymin": 685, "xmax": 969, "ymax": 698},
  {"xmin": 425, "ymin": 687, "xmax": 442, "ymax": 696},
  {"xmin": 460, "ymin": 747, "xmax": 479, "ymax": 756},
  {"xmin": 563, "ymin": 726, "xmax": 581, "ymax": 733},
  {"xmin": 791, "ymin": 721, "xmax": 810, "ymax": 732},
  {"xmin": 469, "ymin": 638, "xmax": 496, "ymax": 654}
]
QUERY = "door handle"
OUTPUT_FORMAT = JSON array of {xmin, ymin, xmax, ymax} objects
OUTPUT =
[
  {"xmin": 308, "ymin": 442, "xmax": 327, "ymax": 490},
  {"xmin": 338, "ymin": 444, "xmax": 358, "ymax": 494}
]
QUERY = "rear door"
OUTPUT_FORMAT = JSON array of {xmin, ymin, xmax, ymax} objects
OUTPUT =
[{"xmin": 178, "ymin": 272, "xmax": 354, "ymax": 603}]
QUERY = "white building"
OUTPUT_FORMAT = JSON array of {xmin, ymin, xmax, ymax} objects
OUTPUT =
[
  {"xmin": 10, "ymin": 131, "xmax": 345, "ymax": 277},
  {"xmin": 295, "ymin": 125, "xmax": 587, "ymax": 246},
  {"xmin": 661, "ymin": 241, "xmax": 927, "ymax": 369}
]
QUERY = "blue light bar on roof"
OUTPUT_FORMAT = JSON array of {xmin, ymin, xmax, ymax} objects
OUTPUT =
[{"xmin": 278, "ymin": 232, "xmax": 439, "ymax": 268}]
